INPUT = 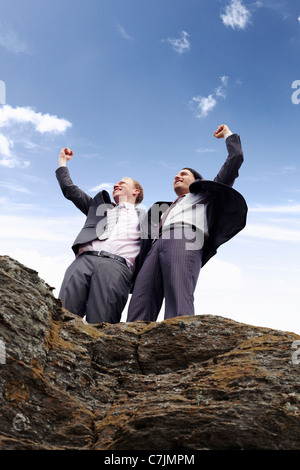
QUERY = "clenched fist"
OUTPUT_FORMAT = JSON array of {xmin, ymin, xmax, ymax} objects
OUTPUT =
[
  {"xmin": 214, "ymin": 124, "xmax": 231, "ymax": 139},
  {"xmin": 59, "ymin": 147, "xmax": 74, "ymax": 167}
]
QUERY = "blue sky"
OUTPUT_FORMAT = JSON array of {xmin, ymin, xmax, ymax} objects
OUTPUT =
[{"xmin": 0, "ymin": 0, "xmax": 300, "ymax": 333}]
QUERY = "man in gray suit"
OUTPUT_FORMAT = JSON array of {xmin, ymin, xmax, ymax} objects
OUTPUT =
[
  {"xmin": 56, "ymin": 148, "xmax": 144, "ymax": 324},
  {"xmin": 127, "ymin": 124, "xmax": 247, "ymax": 322}
]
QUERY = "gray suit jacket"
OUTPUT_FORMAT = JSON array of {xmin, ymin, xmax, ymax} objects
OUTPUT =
[{"xmin": 56, "ymin": 167, "xmax": 118, "ymax": 255}]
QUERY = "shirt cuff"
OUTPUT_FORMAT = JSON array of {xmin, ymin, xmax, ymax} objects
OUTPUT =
[{"xmin": 224, "ymin": 131, "xmax": 233, "ymax": 140}]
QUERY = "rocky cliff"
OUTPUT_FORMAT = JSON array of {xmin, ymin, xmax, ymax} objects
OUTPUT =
[{"xmin": 0, "ymin": 255, "xmax": 300, "ymax": 450}]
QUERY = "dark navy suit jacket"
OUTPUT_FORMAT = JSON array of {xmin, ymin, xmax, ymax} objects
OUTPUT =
[{"xmin": 138, "ymin": 133, "xmax": 248, "ymax": 270}]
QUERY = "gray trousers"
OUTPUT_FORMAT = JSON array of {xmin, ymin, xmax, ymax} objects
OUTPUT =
[
  {"xmin": 127, "ymin": 228, "xmax": 203, "ymax": 322},
  {"xmin": 59, "ymin": 254, "xmax": 132, "ymax": 324}
]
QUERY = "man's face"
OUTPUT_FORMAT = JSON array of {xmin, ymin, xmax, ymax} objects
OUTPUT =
[
  {"xmin": 173, "ymin": 169, "xmax": 195, "ymax": 196},
  {"xmin": 113, "ymin": 178, "xmax": 139, "ymax": 204}
]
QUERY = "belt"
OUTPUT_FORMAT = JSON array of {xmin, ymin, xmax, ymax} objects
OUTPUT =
[
  {"xmin": 153, "ymin": 224, "xmax": 198, "ymax": 244},
  {"xmin": 79, "ymin": 250, "xmax": 127, "ymax": 265}
]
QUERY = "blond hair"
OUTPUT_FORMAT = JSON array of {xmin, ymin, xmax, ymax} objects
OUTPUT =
[{"xmin": 124, "ymin": 177, "xmax": 144, "ymax": 205}]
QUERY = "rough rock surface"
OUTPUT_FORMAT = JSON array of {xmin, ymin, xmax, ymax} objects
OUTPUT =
[{"xmin": 0, "ymin": 255, "xmax": 300, "ymax": 450}]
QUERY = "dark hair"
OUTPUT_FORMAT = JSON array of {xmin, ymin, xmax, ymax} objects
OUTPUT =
[{"xmin": 182, "ymin": 168, "xmax": 203, "ymax": 181}]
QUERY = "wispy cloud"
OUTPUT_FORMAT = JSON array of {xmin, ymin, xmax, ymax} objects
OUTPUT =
[
  {"xmin": 249, "ymin": 203, "xmax": 300, "ymax": 214},
  {"xmin": 89, "ymin": 183, "xmax": 114, "ymax": 193},
  {"xmin": 242, "ymin": 202, "xmax": 300, "ymax": 243},
  {"xmin": 116, "ymin": 24, "xmax": 133, "ymax": 41},
  {"xmin": 189, "ymin": 76, "xmax": 229, "ymax": 118},
  {"xmin": 220, "ymin": 0, "xmax": 252, "ymax": 30},
  {"xmin": 243, "ymin": 223, "xmax": 300, "ymax": 242},
  {"xmin": 196, "ymin": 147, "xmax": 217, "ymax": 154},
  {"xmin": 163, "ymin": 30, "xmax": 191, "ymax": 54},
  {"xmin": 0, "ymin": 181, "xmax": 32, "ymax": 194},
  {"xmin": 0, "ymin": 196, "xmax": 39, "ymax": 212},
  {"xmin": 159, "ymin": 160, "xmax": 178, "ymax": 170},
  {"xmin": 0, "ymin": 133, "xmax": 29, "ymax": 168},
  {"xmin": 215, "ymin": 75, "xmax": 229, "ymax": 97},
  {"xmin": 0, "ymin": 105, "xmax": 72, "ymax": 168},
  {"xmin": 256, "ymin": 1, "xmax": 291, "ymax": 21},
  {"xmin": 0, "ymin": 22, "xmax": 29, "ymax": 54},
  {"xmin": 0, "ymin": 214, "xmax": 81, "ymax": 242}
]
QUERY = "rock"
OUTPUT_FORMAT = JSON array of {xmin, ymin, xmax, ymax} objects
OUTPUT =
[{"xmin": 0, "ymin": 255, "xmax": 300, "ymax": 450}]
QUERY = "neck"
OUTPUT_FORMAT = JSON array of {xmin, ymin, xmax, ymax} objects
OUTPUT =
[
  {"xmin": 114, "ymin": 197, "xmax": 136, "ymax": 205},
  {"xmin": 174, "ymin": 190, "xmax": 189, "ymax": 198}
]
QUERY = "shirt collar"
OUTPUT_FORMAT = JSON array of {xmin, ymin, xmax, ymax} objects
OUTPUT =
[{"xmin": 116, "ymin": 202, "xmax": 137, "ymax": 210}]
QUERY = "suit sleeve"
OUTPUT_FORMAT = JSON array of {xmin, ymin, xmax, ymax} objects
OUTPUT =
[
  {"xmin": 214, "ymin": 134, "xmax": 244, "ymax": 187},
  {"xmin": 55, "ymin": 166, "xmax": 92, "ymax": 216}
]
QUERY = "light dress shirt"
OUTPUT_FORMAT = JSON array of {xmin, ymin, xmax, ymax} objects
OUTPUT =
[
  {"xmin": 161, "ymin": 131, "xmax": 233, "ymax": 247},
  {"xmin": 161, "ymin": 193, "xmax": 209, "ymax": 249},
  {"xmin": 77, "ymin": 202, "xmax": 141, "ymax": 273}
]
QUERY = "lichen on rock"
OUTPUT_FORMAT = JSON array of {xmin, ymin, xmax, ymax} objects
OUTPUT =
[{"xmin": 0, "ymin": 255, "xmax": 300, "ymax": 450}]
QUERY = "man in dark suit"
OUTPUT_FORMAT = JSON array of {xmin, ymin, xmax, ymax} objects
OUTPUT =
[
  {"xmin": 56, "ymin": 148, "xmax": 144, "ymax": 324},
  {"xmin": 127, "ymin": 124, "xmax": 247, "ymax": 322}
]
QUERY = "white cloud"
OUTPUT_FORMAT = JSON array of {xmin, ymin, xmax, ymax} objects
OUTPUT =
[
  {"xmin": 0, "ymin": 105, "xmax": 72, "ymax": 134},
  {"xmin": 193, "ymin": 256, "xmax": 300, "ymax": 333},
  {"xmin": 190, "ymin": 94, "xmax": 217, "ymax": 119},
  {"xmin": 189, "ymin": 76, "xmax": 229, "ymax": 118},
  {"xmin": 0, "ymin": 105, "xmax": 72, "ymax": 168},
  {"xmin": 163, "ymin": 30, "xmax": 191, "ymax": 54},
  {"xmin": 0, "ymin": 133, "xmax": 13, "ymax": 157},
  {"xmin": 220, "ymin": 0, "xmax": 252, "ymax": 30},
  {"xmin": 0, "ymin": 157, "xmax": 30, "ymax": 169}
]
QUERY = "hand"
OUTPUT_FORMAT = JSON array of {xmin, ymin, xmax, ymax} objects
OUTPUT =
[
  {"xmin": 58, "ymin": 148, "xmax": 73, "ymax": 167},
  {"xmin": 214, "ymin": 124, "xmax": 231, "ymax": 139}
]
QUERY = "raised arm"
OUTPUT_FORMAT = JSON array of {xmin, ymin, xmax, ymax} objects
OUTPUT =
[
  {"xmin": 213, "ymin": 124, "xmax": 244, "ymax": 187},
  {"xmin": 56, "ymin": 148, "xmax": 92, "ymax": 215}
]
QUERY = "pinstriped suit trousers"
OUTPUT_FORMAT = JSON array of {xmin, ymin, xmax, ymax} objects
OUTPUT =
[{"xmin": 127, "ymin": 227, "xmax": 203, "ymax": 322}]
